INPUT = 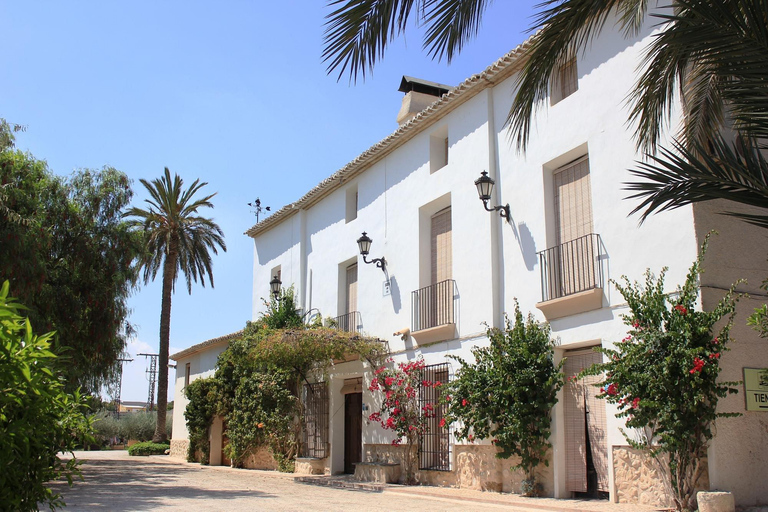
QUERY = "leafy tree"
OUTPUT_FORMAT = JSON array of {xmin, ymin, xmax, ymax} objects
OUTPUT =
[
  {"xmin": 322, "ymin": 1, "xmax": 768, "ymax": 227},
  {"xmin": 580, "ymin": 240, "xmax": 740, "ymax": 511},
  {"xmin": 127, "ymin": 168, "xmax": 226, "ymax": 443},
  {"xmin": 442, "ymin": 303, "xmax": 563, "ymax": 495},
  {"xmin": 184, "ymin": 377, "xmax": 219, "ymax": 464},
  {"xmin": 0, "ymin": 124, "xmax": 141, "ymax": 393},
  {"xmin": 0, "ymin": 281, "xmax": 92, "ymax": 511}
]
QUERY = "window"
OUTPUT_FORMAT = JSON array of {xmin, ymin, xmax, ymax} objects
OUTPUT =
[
  {"xmin": 346, "ymin": 185, "xmax": 358, "ymax": 223},
  {"xmin": 551, "ymin": 58, "xmax": 578, "ymax": 105},
  {"xmin": 419, "ymin": 363, "xmax": 451, "ymax": 471},
  {"xmin": 184, "ymin": 363, "xmax": 191, "ymax": 389},
  {"xmin": 429, "ymin": 126, "xmax": 449, "ymax": 173},
  {"xmin": 302, "ymin": 382, "xmax": 329, "ymax": 458},
  {"xmin": 539, "ymin": 156, "xmax": 600, "ymax": 301},
  {"xmin": 334, "ymin": 262, "xmax": 360, "ymax": 332}
]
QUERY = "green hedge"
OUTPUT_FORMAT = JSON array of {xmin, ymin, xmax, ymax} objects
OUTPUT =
[{"xmin": 127, "ymin": 441, "xmax": 170, "ymax": 456}]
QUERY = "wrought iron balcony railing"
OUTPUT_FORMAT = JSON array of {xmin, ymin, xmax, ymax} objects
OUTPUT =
[
  {"xmin": 333, "ymin": 311, "xmax": 361, "ymax": 333},
  {"xmin": 411, "ymin": 279, "xmax": 457, "ymax": 333},
  {"xmin": 538, "ymin": 233, "xmax": 603, "ymax": 302}
]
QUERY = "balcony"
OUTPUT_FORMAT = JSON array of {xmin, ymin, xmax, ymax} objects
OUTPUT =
[
  {"xmin": 333, "ymin": 311, "xmax": 361, "ymax": 333},
  {"xmin": 411, "ymin": 279, "xmax": 457, "ymax": 345},
  {"xmin": 536, "ymin": 233, "xmax": 604, "ymax": 320}
]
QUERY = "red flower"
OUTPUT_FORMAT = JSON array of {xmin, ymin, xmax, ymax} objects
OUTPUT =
[
  {"xmin": 606, "ymin": 383, "xmax": 618, "ymax": 396},
  {"xmin": 632, "ymin": 320, "xmax": 640, "ymax": 328},
  {"xmin": 631, "ymin": 397, "xmax": 640, "ymax": 409},
  {"xmin": 690, "ymin": 357, "xmax": 705, "ymax": 374},
  {"xmin": 392, "ymin": 408, "xmax": 400, "ymax": 416},
  {"xmin": 462, "ymin": 399, "xmax": 468, "ymax": 407},
  {"xmin": 439, "ymin": 418, "xmax": 446, "ymax": 428},
  {"xmin": 422, "ymin": 380, "xmax": 432, "ymax": 387},
  {"xmin": 674, "ymin": 305, "xmax": 688, "ymax": 315},
  {"xmin": 386, "ymin": 417, "xmax": 396, "ymax": 428},
  {"xmin": 445, "ymin": 395, "xmax": 451, "ymax": 401},
  {"xmin": 368, "ymin": 412, "xmax": 381, "ymax": 422},
  {"xmin": 433, "ymin": 381, "xmax": 442, "ymax": 388},
  {"xmin": 713, "ymin": 337, "xmax": 719, "ymax": 345},
  {"xmin": 468, "ymin": 434, "xmax": 475, "ymax": 442},
  {"xmin": 622, "ymin": 336, "xmax": 632, "ymax": 343},
  {"xmin": 384, "ymin": 377, "xmax": 395, "ymax": 386},
  {"xmin": 709, "ymin": 352, "xmax": 720, "ymax": 360}
]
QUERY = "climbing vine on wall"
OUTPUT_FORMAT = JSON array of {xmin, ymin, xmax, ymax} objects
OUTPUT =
[{"xmin": 184, "ymin": 287, "xmax": 388, "ymax": 469}]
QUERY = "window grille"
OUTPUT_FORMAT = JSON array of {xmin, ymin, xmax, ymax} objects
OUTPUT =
[
  {"xmin": 418, "ymin": 363, "xmax": 451, "ymax": 471},
  {"xmin": 302, "ymin": 382, "xmax": 329, "ymax": 458}
]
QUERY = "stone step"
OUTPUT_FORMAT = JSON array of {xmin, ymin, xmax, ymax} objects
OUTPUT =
[{"xmin": 295, "ymin": 475, "xmax": 384, "ymax": 493}]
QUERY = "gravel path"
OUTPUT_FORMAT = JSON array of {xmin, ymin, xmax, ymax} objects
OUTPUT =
[{"xmin": 51, "ymin": 451, "xmax": 662, "ymax": 511}]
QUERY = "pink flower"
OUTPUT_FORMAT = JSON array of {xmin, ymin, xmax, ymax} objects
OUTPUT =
[{"xmin": 674, "ymin": 305, "xmax": 688, "ymax": 315}]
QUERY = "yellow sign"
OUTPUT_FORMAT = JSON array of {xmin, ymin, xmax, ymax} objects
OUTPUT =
[{"xmin": 744, "ymin": 368, "xmax": 768, "ymax": 412}]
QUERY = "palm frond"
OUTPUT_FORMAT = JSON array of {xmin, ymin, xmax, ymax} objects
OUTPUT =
[
  {"xmin": 323, "ymin": 0, "xmax": 420, "ymax": 82},
  {"xmin": 126, "ymin": 168, "xmax": 227, "ymax": 291},
  {"xmin": 422, "ymin": 0, "xmax": 492, "ymax": 63},
  {"xmin": 625, "ymin": 134, "xmax": 768, "ymax": 228},
  {"xmin": 631, "ymin": 0, "xmax": 768, "ymax": 150},
  {"xmin": 507, "ymin": 0, "xmax": 634, "ymax": 149}
]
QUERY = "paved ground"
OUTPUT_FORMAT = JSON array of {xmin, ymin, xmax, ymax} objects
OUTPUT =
[{"xmin": 52, "ymin": 451, "xmax": 664, "ymax": 512}]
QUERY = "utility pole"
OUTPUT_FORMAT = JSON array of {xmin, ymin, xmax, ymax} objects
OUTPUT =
[
  {"xmin": 114, "ymin": 357, "xmax": 133, "ymax": 419},
  {"xmin": 138, "ymin": 353, "xmax": 159, "ymax": 411}
]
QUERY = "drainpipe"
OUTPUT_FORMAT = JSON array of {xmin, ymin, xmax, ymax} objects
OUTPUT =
[
  {"xmin": 485, "ymin": 86, "xmax": 505, "ymax": 329},
  {"xmin": 299, "ymin": 208, "xmax": 308, "ymax": 313}
]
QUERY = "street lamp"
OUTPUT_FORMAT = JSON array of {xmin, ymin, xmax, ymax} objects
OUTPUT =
[
  {"xmin": 474, "ymin": 171, "xmax": 510, "ymax": 221},
  {"xmin": 356, "ymin": 232, "xmax": 386, "ymax": 272}
]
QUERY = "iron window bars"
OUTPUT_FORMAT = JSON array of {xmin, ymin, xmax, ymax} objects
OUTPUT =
[
  {"xmin": 302, "ymin": 382, "xmax": 329, "ymax": 459},
  {"xmin": 418, "ymin": 363, "xmax": 451, "ymax": 471}
]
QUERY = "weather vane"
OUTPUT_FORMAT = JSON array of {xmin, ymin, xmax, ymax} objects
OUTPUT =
[{"xmin": 248, "ymin": 197, "xmax": 271, "ymax": 222}]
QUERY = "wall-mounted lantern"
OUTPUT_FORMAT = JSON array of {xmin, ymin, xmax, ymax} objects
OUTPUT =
[
  {"xmin": 356, "ymin": 232, "xmax": 386, "ymax": 273},
  {"xmin": 269, "ymin": 275, "xmax": 282, "ymax": 299},
  {"xmin": 474, "ymin": 171, "xmax": 510, "ymax": 221}
]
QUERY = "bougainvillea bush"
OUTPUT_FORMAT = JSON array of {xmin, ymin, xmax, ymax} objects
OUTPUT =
[
  {"xmin": 442, "ymin": 303, "xmax": 563, "ymax": 495},
  {"xmin": 581, "ymin": 241, "xmax": 740, "ymax": 511},
  {"xmin": 368, "ymin": 358, "xmax": 438, "ymax": 484}
]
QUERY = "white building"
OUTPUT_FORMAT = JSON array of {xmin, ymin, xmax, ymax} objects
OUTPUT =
[{"xmin": 172, "ymin": 11, "xmax": 768, "ymax": 507}]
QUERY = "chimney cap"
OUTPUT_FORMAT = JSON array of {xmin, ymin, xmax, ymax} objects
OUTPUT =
[{"xmin": 398, "ymin": 76, "xmax": 453, "ymax": 97}]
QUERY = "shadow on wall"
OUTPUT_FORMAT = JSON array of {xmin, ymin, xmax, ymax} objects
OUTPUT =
[
  {"xmin": 511, "ymin": 220, "xmax": 538, "ymax": 271},
  {"xmin": 389, "ymin": 275, "xmax": 402, "ymax": 314}
]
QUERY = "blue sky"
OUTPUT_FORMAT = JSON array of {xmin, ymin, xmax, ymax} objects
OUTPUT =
[{"xmin": 1, "ymin": 0, "xmax": 540, "ymax": 402}]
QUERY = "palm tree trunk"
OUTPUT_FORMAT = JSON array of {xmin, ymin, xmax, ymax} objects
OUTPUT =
[{"xmin": 153, "ymin": 250, "xmax": 176, "ymax": 443}]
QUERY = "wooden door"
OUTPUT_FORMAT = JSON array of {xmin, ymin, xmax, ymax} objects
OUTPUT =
[
  {"xmin": 344, "ymin": 392, "xmax": 363, "ymax": 474},
  {"xmin": 564, "ymin": 349, "xmax": 609, "ymax": 494}
]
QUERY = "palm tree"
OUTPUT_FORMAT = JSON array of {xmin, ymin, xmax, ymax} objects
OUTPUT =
[
  {"xmin": 322, "ymin": 0, "xmax": 768, "ymax": 226},
  {"xmin": 126, "ymin": 168, "xmax": 226, "ymax": 442}
]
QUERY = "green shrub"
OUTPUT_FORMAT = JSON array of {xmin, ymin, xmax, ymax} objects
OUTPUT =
[
  {"xmin": 127, "ymin": 441, "xmax": 170, "ymax": 456},
  {"xmin": 443, "ymin": 302, "xmax": 563, "ymax": 494},
  {"xmin": 0, "ymin": 281, "xmax": 92, "ymax": 511}
]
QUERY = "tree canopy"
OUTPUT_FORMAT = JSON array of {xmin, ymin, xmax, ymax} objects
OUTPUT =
[{"xmin": 0, "ymin": 121, "xmax": 142, "ymax": 392}]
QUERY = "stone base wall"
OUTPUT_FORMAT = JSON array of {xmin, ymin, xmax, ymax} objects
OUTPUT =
[
  {"xmin": 295, "ymin": 457, "xmax": 328, "ymax": 475},
  {"xmin": 362, "ymin": 443, "xmax": 553, "ymax": 496},
  {"xmin": 169, "ymin": 439, "xmax": 189, "ymax": 460},
  {"xmin": 241, "ymin": 446, "xmax": 279, "ymax": 470},
  {"xmin": 613, "ymin": 446, "xmax": 709, "ymax": 508}
]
